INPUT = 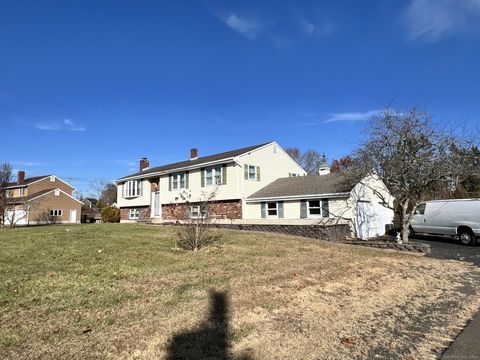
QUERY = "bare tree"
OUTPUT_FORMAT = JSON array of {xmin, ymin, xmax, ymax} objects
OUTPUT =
[
  {"xmin": 175, "ymin": 187, "xmax": 220, "ymax": 251},
  {"xmin": 350, "ymin": 107, "xmax": 465, "ymax": 243},
  {"xmin": 285, "ymin": 147, "xmax": 302, "ymax": 165},
  {"xmin": 0, "ymin": 163, "xmax": 12, "ymax": 227},
  {"xmin": 100, "ymin": 183, "xmax": 117, "ymax": 205},
  {"xmin": 285, "ymin": 147, "xmax": 324, "ymax": 175}
]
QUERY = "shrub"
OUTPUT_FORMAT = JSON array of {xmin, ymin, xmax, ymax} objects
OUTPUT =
[{"xmin": 101, "ymin": 206, "xmax": 120, "ymax": 223}]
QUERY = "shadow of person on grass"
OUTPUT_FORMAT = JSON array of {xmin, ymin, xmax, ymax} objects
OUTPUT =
[{"xmin": 166, "ymin": 290, "xmax": 252, "ymax": 360}]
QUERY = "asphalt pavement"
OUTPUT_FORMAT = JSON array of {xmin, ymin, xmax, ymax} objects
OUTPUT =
[{"xmin": 412, "ymin": 235, "xmax": 480, "ymax": 359}]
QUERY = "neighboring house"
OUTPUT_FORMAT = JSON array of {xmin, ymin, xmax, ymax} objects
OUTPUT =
[
  {"xmin": 81, "ymin": 197, "xmax": 101, "ymax": 223},
  {"xmin": 116, "ymin": 142, "xmax": 307, "ymax": 222},
  {"xmin": 116, "ymin": 141, "xmax": 394, "ymax": 239},
  {"xmin": 2, "ymin": 171, "xmax": 82, "ymax": 226},
  {"xmin": 246, "ymin": 170, "xmax": 394, "ymax": 239}
]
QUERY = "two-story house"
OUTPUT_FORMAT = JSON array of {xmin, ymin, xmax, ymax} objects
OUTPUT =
[
  {"xmin": 116, "ymin": 142, "xmax": 306, "ymax": 222},
  {"xmin": 2, "ymin": 171, "xmax": 83, "ymax": 226},
  {"xmin": 116, "ymin": 141, "xmax": 394, "ymax": 239}
]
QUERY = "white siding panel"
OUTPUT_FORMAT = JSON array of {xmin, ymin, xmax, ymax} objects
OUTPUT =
[
  {"xmin": 116, "ymin": 180, "xmax": 151, "ymax": 207},
  {"xmin": 240, "ymin": 143, "xmax": 306, "ymax": 198}
]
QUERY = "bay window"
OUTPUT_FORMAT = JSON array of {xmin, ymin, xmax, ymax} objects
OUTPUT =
[{"xmin": 123, "ymin": 180, "xmax": 143, "ymax": 198}]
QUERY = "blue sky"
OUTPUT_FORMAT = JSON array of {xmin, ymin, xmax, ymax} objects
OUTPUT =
[{"xmin": 1, "ymin": 0, "xmax": 480, "ymax": 195}]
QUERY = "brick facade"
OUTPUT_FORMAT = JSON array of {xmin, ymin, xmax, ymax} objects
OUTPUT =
[
  {"xmin": 162, "ymin": 199, "xmax": 242, "ymax": 221},
  {"xmin": 120, "ymin": 206, "xmax": 150, "ymax": 221}
]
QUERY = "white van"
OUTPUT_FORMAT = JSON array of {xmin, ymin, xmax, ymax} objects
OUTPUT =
[{"xmin": 410, "ymin": 199, "xmax": 480, "ymax": 246}]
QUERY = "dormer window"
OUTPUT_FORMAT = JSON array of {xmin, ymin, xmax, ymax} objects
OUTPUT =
[{"xmin": 19, "ymin": 187, "xmax": 25, "ymax": 196}]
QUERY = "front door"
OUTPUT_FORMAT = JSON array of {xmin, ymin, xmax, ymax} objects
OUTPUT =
[
  {"xmin": 153, "ymin": 191, "xmax": 161, "ymax": 217},
  {"xmin": 69, "ymin": 209, "xmax": 77, "ymax": 223}
]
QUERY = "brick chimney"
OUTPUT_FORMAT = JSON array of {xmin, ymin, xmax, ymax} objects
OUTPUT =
[
  {"xmin": 139, "ymin": 158, "xmax": 150, "ymax": 171},
  {"xmin": 190, "ymin": 148, "xmax": 198, "ymax": 160},
  {"xmin": 17, "ymin": 170, "xmax": 25, "ymax": 184}
]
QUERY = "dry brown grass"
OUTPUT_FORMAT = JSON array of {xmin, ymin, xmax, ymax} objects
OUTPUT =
[{"xmin": 1, "ymin": 224, "xmax": 479, "ymax": 359}]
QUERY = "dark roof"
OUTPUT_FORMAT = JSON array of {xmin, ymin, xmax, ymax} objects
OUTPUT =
[
  {"xmin": 85, "ymin": 197, "xmax": 98, "ymax": 204},
  {"xmin": 6, "ymin": 189, "xmax": 54, "ymax": 204},
  {"xmin": 118, "ymin": 142, "xmax": 272, "ymax": 181},
  {"xmin": 3, "ymin": 175, "xmax": 50, "ymax": 189},
  {"xmin": 248, "ymin": 173, "xmax": 354, "ymax": 199}
]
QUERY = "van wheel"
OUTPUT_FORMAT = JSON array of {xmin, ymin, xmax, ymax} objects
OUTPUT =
[{"xmin": 458, "ymin": 229, "xmax": 477, "ymax": 246}]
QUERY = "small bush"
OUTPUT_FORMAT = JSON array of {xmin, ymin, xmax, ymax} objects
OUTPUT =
[{"xmin": 101, "ymin": 206, "xmax": 120, "ymax": 223}]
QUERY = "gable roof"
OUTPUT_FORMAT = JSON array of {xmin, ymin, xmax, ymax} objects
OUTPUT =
[
  {"xmin": 248, "ymin": 173, "xmax": 355, "ymax": 201},
  {"xmin": 3, "ymin": 175, "xmax": 51, "ymax": 189},
  {"xmin": 7, "ymin": 188, "xmax": 83, "ymax": 205},
  {"xmin": 118, "ymin": 142, "xmax": 273, "ymax": 181},
  {"xmin": 2, "ymin": 175, "xmax": 75, "ymax": 191}
]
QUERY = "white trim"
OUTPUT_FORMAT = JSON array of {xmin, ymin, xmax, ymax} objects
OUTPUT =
[
  {"xmin": 27, "ymin": 188, "xmax": 84, "ymax": 204},
  {"xmin": 266, "ymin": 201, "xmax": 278, "ymax": 218},
  {"xmin": 247, "ymin": 192, "xmax": 350, "ymax": 203}
]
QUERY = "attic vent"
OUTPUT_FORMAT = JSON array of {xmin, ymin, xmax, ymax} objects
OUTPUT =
[
  {"xmin": 54, "ymin": 189, "xmax": 60, "ymax": 196},
  {"xmin": 273, "ymin": 145, "xmax": 277, "ymax": 153},
  {"xmin": 50, "ymin": 176, "xmax": 55, "ymax": 182}
]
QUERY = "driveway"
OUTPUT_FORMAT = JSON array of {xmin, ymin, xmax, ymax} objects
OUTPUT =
[
  {"xmin": 413, "ymin": 235, "xmax": 480, "ymax": 267},
  {"xmin": 412, "ymin": 235, "xmax": 480, "ymax": 359}
]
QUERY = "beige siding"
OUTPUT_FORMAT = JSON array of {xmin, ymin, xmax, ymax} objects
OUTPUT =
[
  {"xmin": 116, "ymin": 179, "xmax": 152, "ymax": 207},
  {"xmin": 240, "ymin": 143, "xmax": 306, "ymax": 198},
  {"xmin": 8, "ymin": 187, "xmax": 27, "ymax": 198},
  {"xmin": 159, "ymin": 163, "xmax": 241, "ymax": 204},
  {"xmin": 28, "ymin": 191, "xmax": 81, "ymax": 223},
  {"xmin": 28, "ymin": 176, "xmax": 74, "ymax": 196}
]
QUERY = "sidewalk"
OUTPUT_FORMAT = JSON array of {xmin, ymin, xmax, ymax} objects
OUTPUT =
[{"xmin": 442, "ymin": 312, "xmax": 480, "ymax": 359}]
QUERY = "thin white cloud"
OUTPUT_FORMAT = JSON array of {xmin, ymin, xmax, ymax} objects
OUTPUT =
[
  {"xmin": 324, "ymin": 110, "xmax": 380, "ymax": 123},
  {"xmin": 404, "ymin": 0, "xmax": 480, "ymax": 42},
  {"xmin": 300, "ymin": 19, "xmax": 315, "ymax": 36},
  {"xmin": 11, "ymin": 161, "xmax": 45, "ymax": 166},
  {"xmin": 34, "ymin": 118, "xmax": 85, "ymax": 132},
  {"xmin": 299, "ymin": 18, "xmax": 334, "ymax": 36},
  {"xmin": 219, "ymin": 13, "xmax": 262, "ymax": 39}
]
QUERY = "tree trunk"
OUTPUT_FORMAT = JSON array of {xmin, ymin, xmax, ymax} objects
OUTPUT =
[{"xmin": 400, "ymin": 199, "xmax": 410, "ymax": 243}]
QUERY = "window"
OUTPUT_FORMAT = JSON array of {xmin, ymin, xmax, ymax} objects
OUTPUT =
[
  {"xmin": 123, "ymin": 180, "xmax": 142, "ymax": 197},
  {"xmin": 205, "ymin": 166, "xmax": 222, "ymax": 186},
  {"xmin": 244, "ymin": 164, "xmax": 260, "ymax": 181},
  {"xmin": 414, "ymin": 203, "xmax": 426, "ymax": 215},
  {"xmin": 171, "ymin": 173, "xmax": 186, "ymax": 190},
  {"xmin": 189, "ymin": 205, "xmax": 207, "ymax": 219},
  {"xmin": 267, "ymin": 202, "xmax": 278, "ymax": 217},
  {"xmin": 49, "ymin": 209, "xmax": 63, "ymax": 217},
  {"xmin": 289, "ymin": 173, "xmax": 299, "ymax": 177},
  {"xmin": 248, "ymin": 165, "xmax": 257, "ymax": 180},
  {"xmin": 128, "ymin": 208, "xmax": 140, "ymax": 220},
  {"xmin": 308, "ymin": 199, "xmax": 329, "ymax": 218},
  {"xmin": 19, "ymin": 188, "xmax": 25, "ymax": 196}
]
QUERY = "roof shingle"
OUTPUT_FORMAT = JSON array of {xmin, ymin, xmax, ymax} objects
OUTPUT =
[
  {"xmin": 248, "ymin": 173, "xmax": 354, "ymax": 199},
  {"xmin": 118, "ymin": 142, "xmax": 272, "ymax": 181}
]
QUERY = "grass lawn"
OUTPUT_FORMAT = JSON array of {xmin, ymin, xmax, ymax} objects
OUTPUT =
[{"xmin": 1, "ymin": 224, "xmax": 480, "ymax": 359}]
